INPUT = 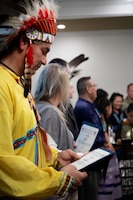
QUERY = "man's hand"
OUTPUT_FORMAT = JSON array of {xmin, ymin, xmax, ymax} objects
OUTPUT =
[
  {"xmin": 57, "ymin": 149, "xmax": 88, "ymax": 188},
  {"xmin": 61, "ymin": 164, "xmax": 88, "ymax": 189},
  {"xmin": 57, "ymin": 149, "xmax": 82, "ymax": 167}
]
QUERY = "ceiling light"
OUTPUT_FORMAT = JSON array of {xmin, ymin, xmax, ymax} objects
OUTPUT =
[{"xmin": 57, "ymin": 24, "xmax": 66, "ymax": 30}]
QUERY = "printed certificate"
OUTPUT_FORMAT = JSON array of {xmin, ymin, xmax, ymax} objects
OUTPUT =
[{"xmin": 74, "ymin": 122, "xmax": 99, "ymax": 153}]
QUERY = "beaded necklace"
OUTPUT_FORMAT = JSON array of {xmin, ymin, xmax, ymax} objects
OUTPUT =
[
  {"xmin": 113, "ymin": 111, "xmax": 124, "ymax": 124},
  {"xmin": 0, "ymin": 61, "xmax": 24, "ymax": 87}
]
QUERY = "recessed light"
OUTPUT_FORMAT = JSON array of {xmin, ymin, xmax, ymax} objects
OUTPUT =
[{"xmin": 57, "ymin": 24, "xmax": 66, "ymax": 30}]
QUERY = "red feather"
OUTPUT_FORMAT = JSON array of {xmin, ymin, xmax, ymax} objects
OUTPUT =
[{"xmin": 27, "ymin": 42, "xmax": 33, "ymax": 66}]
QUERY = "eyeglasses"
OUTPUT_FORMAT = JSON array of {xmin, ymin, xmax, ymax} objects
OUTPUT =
[{"xmin": 89, "ymin": 84, "xmax": 98, "ymax": 88}]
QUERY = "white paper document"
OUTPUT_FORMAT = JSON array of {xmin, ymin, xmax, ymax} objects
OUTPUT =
[
  {"xmin": 74, "ymin": 123, "xmax": 99, "ymax": 153},
  {"xmin": 71, "ymin": 147, "xmax": 114, "ymax": 171}
]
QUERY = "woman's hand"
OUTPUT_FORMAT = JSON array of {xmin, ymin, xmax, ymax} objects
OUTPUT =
[{"xmin": 104, "ymin": 142, "xmax": 115, "ymax": 151}]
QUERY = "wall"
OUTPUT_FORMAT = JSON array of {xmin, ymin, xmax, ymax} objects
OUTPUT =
[{"xmin": 31, "ymin": 29, "xmax": 133, "ymax": 106}]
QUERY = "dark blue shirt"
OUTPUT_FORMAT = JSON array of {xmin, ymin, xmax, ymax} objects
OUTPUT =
[{"xmin": 74, "ymin": 98, "xmax": 106, "ymax": 149}]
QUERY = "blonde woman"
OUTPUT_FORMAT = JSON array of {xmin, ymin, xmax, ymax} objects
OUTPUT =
[{"xmin": 34, "ymin": 63, "xmax": 75, "ymax": 151}]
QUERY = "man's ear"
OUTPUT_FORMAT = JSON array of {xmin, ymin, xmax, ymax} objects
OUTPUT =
[
  {"xmin": 20, "ymin": 37, "xmax": 28, "ymax": 50},
  {"xmin": 86, "ymin": 86, "xmax": 90, "ymax": 94}
]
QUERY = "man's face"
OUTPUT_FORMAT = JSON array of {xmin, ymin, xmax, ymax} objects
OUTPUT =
[
  {"xmin": 127, "ymin": 110, "xmax": 133, "ymax": 125},
  {"xmin": 127, "ymin": 85, "xmax": 133, "ymax": 100},
  {"xmin": 69, "ymin": 83, "xmax": 75, "ymax": 99},
  {"xmin": 30, "ymin": 42, "xmax": 51, "ymax": 75},
  {"xmin": 87, "ymin": 79, "xmax": 98, "ymax": 102}
]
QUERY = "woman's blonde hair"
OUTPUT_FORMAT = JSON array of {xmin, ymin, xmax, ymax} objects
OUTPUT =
[{"xmin": 34, "ymin": 63, "xmax": 70, "ymax": 110}]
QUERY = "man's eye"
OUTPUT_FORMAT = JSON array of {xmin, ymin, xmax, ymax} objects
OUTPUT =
[{"xmin": 42, "ymin": 50, "xmax": 45, "ymax": 55}]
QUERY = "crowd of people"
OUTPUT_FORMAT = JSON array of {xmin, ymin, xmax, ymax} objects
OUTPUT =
[
  {"xmin": 0, "ymin": 0, "xmax": 133, "ymax": 200},
  {"xmin": 73, "ymin": 80, "xmax": 133, "ymax": 200}
]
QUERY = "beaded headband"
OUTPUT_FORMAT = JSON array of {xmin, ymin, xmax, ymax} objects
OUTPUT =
[{"xmin": 26, "ymin": 27, "xmax": 55, "ymax": 43}]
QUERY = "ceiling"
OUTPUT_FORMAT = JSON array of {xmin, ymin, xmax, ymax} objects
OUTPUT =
[
  {"xmin": 0, "ymin": 0, "xmax": 132, "ymax": 31},
  {"xmin": 55, "ymin": 0, "xmax": 133, "ymax": 31}
]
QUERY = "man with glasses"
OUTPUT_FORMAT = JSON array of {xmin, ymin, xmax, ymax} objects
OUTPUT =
[{"xmin": 74, "ymin": 76, "xmax": 107, "ymax": 200}]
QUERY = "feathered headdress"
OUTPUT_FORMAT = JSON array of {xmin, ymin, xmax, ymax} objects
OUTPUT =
[
  {"xmin": 0, "ymin": 0, "xmax": 58, "ymax": 64},
  {"xmin": 0, "ymin": 0, "xmax": 58, "ymax": 97}
]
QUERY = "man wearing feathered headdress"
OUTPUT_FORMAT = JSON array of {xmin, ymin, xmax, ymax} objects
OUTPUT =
[{"xmin": 0, "ymin": 0, "xmax": 87, "ymax": 198}]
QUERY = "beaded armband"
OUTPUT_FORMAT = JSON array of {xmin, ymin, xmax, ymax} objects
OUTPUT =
[
  {"xmin": 56, "ymin": 173, "xmax": 74, "ymax": 197},
  {"xmin": 54, "ymin": 159, "xmax": 62, "ymax": 171}
]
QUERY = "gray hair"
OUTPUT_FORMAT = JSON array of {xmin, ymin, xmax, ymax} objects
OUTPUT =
[{"xmin": 34, "ymin": 63, "xmax": 70, "ymax": 109}]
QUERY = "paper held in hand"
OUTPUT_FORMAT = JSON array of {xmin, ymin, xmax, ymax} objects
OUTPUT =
[
  {"xmin": 71, "ymin": 147, "xmax": 114, "ymax": 171},
  {"xmin": 74, "ymin": 122, "xmax": 99, "ymax": 153},
  {"xmin": 73, "ymin": 122, "xmax": 115, "ymax": 171}
]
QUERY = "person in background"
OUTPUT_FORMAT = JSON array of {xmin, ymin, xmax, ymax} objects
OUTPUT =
[
  {"xmin": 74, "ymin": 76, "xmax": 113, "ymax": 200},
  {"xmin": 95, "ymin": 95, "xmax": 114, "ymax": 146},
  {"xmin": 122, "ymin": 83, "xmax": 133, "ymax": 112},
  {"xmin": 49, "ymin": 58, "xmax": 71, "ymax": 78},
  {"xmin": 0, "ymin": 0, "xmax": 88, "ymax": 198},
  {"xmin": 109, "ymin": 92, "xmax": 127, "ymax": 134},
  {"xmin": 49, "ymin": 57, "xmax": 79, "ymax": 140},
  {"xmin": 69, "ymin": 81, "xmax": 75, "ymax": 99},
  {"xmin": 115, "ymin": 103, "xmax": 133, "ymax": 199},
  {"xmin": 65, "ymin": 81, "xmax": 79, "ymax": 140},
  {"xmin": 34, "ymin": 63, "xmax": 74, "ymax": 151},
  {"xmin": 96, "ymin": 98, "xmax": 122, "ymax": 200},
  {"xmin": 34, "ymin": 63, "xmax": 79, "ymax": 200},
  {"xmin": 94, "ymin": 88, "xmax": 109, "ymax": 104}
]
